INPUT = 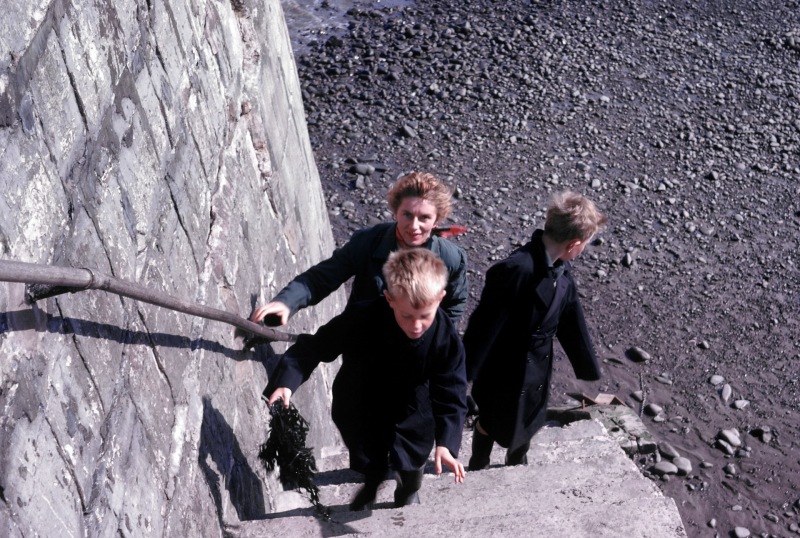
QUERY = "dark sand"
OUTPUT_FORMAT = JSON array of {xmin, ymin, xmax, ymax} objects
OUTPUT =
[{"xmin": 284, "ymin": 1, "xmax": 800, "ymax": 535}]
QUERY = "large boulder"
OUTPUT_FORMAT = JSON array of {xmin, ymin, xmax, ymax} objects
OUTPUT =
[{"xmin": 0, "ymin": 0, "xmax": 343, "ymax": 535}]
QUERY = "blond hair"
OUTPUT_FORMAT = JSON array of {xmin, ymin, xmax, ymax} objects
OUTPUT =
[
  {"xmin": 387, "ymin": 172, "xmax": 452, "ymax": 221},
  {"xmin": 544, "ymin": 191, "xmax": 608, "ymax": 243},
  {"xmin": 383, "ymin": 249, "xmax": 447, "ymax": 308}
]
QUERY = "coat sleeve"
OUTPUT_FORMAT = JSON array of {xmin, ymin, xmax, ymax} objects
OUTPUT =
[
  {"xmin": 462, "ymin": 262, "xmax": 516, "ymax": 382},
  {"xmin": 556, "ymin": 281, "xmax": 601, "ymax": 381},
  {"xmin": 439, "ymin": 242, "xmax": 469, "ymax": 322},
  {"xmin": 429, "ymin": 327, "xmax": 468, "ymax": 456},
  {"xmin": 265, "ymin": 307, "xmax": 356, "ymax": 394},
  {"xmin": 272, "ymin": 227, "xmax": 376, "ymax": 315}
]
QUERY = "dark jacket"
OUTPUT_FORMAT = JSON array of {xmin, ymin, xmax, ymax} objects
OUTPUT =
[
  {"xmin": 266, "ymin": 297, "xmax": 467, "ymax": 472},
  {"xmin": 462, "ymin": 229, "xmax": 601, "ymax": 453},
  {"xmin": 272, "ymin": 222, "xmax": 469, "ymax": 322}
]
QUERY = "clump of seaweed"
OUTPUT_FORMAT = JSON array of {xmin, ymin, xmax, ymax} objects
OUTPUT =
[{"xmin": 258, "ymin": 400, "xmax": 330, "ymax": 520}]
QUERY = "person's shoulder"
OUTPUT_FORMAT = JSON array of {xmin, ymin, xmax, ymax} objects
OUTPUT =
[
  {"xmin": 347, "ymin": 222, "xmax": 392, "ymax": 241},
  {"xmin": 431, "ymin": 235, "xmax": 466, "ymax": 265},
  {"xmin": 355, "ymin": 221, "xmax": 393, "ymax": 236},
  {"xmin": 342, "ymin": 223, "xmax": 395, "ymax": 256},
  {"xmin": 481, "ymin": 244, "xmax": 536, "ymax": 290},
  {"xmin": 431, "ymin": 307, "xmax": 463, "ymax": 346},
  {"xmin": 346, "ymin": 296, "xmax": 386, "ymax": 315},
  {"xmin": 336, "ymin": 297, "xmax": 389, "ymax": 331},
  {"xmin": 494, "ymin": 241, "xmax": 535, "ymax": 271}
]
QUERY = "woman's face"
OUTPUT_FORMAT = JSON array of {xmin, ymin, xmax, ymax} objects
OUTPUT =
[{"xmin": 394, "ymin": 196, "xmax": 438, "ymax": 247}]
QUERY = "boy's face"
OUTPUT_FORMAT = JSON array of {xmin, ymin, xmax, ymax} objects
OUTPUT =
[
  {"xmin": 384, "ymin": 289, "xmax": 445, "ymax": 340},
  {"xmin": 393, "ymin": 196, "xmax": 438, "ymax": 247}
]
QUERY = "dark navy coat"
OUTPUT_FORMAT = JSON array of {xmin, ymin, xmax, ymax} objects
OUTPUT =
[
  {"xmin": 463, "ymin": 230, "xmax": 601, "ymax": 453},
  {"xmin": 266, "ymin": 297, "xmax": 467, "ymax": 472},
  {"xmin": 272, "ymin": 222, "xmax": 469, "ymax": 322}
]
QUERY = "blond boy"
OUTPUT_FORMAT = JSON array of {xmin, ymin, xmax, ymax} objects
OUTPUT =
[
  {"xmin": 266, "ymin": 248, "xmax": 467, "ymax": 509},
  {"xmin": 464, "ymin": 191, "xmax": 607, "ymax": 469}
]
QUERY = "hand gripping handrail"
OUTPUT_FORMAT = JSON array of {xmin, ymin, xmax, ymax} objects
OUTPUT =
[{"xmin": 0, "ymin": 259, "xmax": 297, "ymax": 342}]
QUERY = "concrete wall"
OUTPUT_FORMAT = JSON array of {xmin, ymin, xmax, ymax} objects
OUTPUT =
[{"xmin": 0, "ymin": 0, "xmax": 343, "ymax": 535}]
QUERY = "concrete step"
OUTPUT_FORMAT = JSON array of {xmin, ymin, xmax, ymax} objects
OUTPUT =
[{"xmin": 232, "ymin": 419, "xmax": 687, "ymax": 538}]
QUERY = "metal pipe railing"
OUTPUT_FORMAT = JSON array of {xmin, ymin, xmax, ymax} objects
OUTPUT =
[{"xmin": 0, "ymin": 259, "xmax": 297, "ymax": 342}]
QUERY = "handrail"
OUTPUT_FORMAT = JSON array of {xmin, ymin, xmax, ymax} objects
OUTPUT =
[{"xmin": 0, "ymin": 259, "xmax": 297, "ymax": 342}]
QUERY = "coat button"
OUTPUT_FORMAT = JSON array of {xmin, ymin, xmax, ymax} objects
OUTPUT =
[
  {"xmin": 520, "ymin": 389, "xmax": 526, "ymax": 395},
  {"xmin": 538, "ymin": 385, "xmax": 544, "ymax": 391}
]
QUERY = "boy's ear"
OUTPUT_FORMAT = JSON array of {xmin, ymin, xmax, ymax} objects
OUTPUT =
[
  {"xmin": 566, "ymin": 239, "xmax": 583, "ymax": 252},
  {"xmin": 437, "ymin": 289, "xmax": 446, "ymax": 302},
  {"xmin": 383, "ymin": 289, "xmax": 393, "ymax": 304}
]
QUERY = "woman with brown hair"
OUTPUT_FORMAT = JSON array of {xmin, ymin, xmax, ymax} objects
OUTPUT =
[{"xmin": 251, "ymin": 171, "xmax": 468, "ymax": 326}]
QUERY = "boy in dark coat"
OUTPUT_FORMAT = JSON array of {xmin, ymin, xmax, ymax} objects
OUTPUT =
[
  {"xmin": 463, "ymin": 191, "xmax": 607, "ymax": 470},
  {"xmin": 266, "ymin": 248, "xmax": 467, "ymax": 510}
]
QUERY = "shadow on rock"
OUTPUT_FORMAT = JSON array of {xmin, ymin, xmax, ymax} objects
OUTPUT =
[
  {"xmin": 199, "ymin": 397, "xmax": 267, "ymax": 523},
  {"xmin": 0, "ymin": 308, "xmax": 274, "ymax": 363}
]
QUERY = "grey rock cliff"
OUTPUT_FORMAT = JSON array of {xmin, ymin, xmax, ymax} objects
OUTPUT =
[{"xmin": 0, "ymin": 0, "xmax": 343, "ymax": 535}]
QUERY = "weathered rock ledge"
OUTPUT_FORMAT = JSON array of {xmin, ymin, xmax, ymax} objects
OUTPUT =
[{"xmin": 0, "ymin": 0, "xmax": 343, "ymax": 535}]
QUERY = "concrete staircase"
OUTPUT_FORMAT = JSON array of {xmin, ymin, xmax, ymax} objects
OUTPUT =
[{"xmin": 233, "ymin": 418, "xmax": 687, "ymax": 538}]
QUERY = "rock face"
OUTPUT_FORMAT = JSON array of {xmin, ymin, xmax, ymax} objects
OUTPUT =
[{"xmin": 0, "ymin": 0, "xmax": 343, "ymax": 535}]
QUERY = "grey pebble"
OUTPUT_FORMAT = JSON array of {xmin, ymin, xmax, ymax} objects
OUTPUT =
[
  {"xmin": 724, "ymin": 463, "xmax": 737, "ymax": 475},
  {"xmin": 719, "ymin": 429, "xmax": 742, "ymax": 447},
  {"xmin": 700, "ymin": 225, "xmax": 716, "ymax": 236},
  {"xmin": 645, "ymin": 403, "xmax": 663, "ymax": 416},
  {"xmin": 627, "ymin": 346, "xmax": 651, "ymax": 363},
  {"xmin": 673, "ymin": 457, "xmax": 692, "ymax": 475},
  {"xmin": 622, "ymin": 252, "xmax": 634, "ymax": 267},
  {"xmin": 716, "ymin": 438, "xmax": 735, "ymax": 455},
  {"xmin": 353, "ymin": 163, "xmax": 375, "ymax": 176},
  {"xmin": 709, "ymin": 374, "xmax": 725, "ymax": 385},
  {"xmin": 651, "ymin": 461, "xmax": 678, "ymax": 476},
  {"xmin": 733, "ymin": 526, "xmax": 750, "ymax": 538},
  {"xmin": 732, "ymin": 399, "xmax": 750, "ymax": 410},
  {"xmin": 401, "ymin": 124, "xmax": 418, "ymax": 138},
  {"xmin": 721, "ymin": 384, "xmax": 733, "ymax": 403},
  {"xmin": 659, "ymin": 442, "xmax": 680, "ymax": 460}
]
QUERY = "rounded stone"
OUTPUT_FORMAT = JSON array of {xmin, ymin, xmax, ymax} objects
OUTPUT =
[
  {"xmin": 673, "ymin": 457, "xmax": 692, "ymax": 475},
  {"xmin": 719, "ymin": 429, "xmax": 742, "ymax": 447},
  {"xmin": 644, "ymin": 403, "xmax": 663, "ymax": 416},
  {"xmin": 651, "ymin": 461, "xmax": 678, "ymax": 476},
  {"xmin": 659, "ymin": 442, "xmax": 680, "ymax": 460}
]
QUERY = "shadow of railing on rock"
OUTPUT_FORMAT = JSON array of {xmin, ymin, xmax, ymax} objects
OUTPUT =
[{"xmin": 0, "ymin": 308, "xmax": 277, "ymax": 364}]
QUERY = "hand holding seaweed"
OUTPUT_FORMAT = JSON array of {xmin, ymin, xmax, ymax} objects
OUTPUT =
[{"xmin": 258, "ymin": 399, "xmax": 330, "ymax": 519}]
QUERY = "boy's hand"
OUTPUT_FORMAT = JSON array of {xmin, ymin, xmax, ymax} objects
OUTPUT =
[
  {"xmin": 434, "ymin": 446, "xmax": 465, "ymax": 484},
  {"xmin": 250, "ymin": 301, "xmax": 291, "ymax": 326},
  {"xmin": 268, "ymin": 387, "xmax": 293, "ymax": 408}
]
